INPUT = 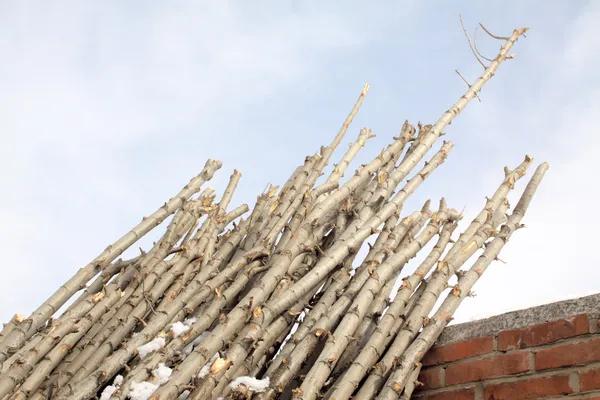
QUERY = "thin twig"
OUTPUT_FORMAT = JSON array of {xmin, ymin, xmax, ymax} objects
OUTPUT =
[
  {"xmin": 455, "ymin": 70, "xmax": 481, "ymax": 102},
  {"xmin": 473, "ymin": 27, "xmax": 494, "ymax": 62},
  {"xmin": 142, "ymin": 277, "xmax": 157, "ymax": 316},
  {"xmin": 459, "ymin": 14, "xmax": 486, "ymax": 69},
  {"xmin": 479, "ymin": 22, "xmax": 510, "ymax": 40}
]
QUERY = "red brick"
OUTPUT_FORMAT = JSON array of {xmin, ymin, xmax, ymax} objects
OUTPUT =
[
  {"xmin": 419, "ymin": 367, "xmax": 444, "ymax": 389},
  {"xmin": 497, "ymin": 314, "xmax": 589, "ymax": 350},
  {"xmin": 535, "ymin": 337, "xmax": 600, "ymax": 370},
  {"xmin": 422, "ymin": 336, "xmax": 494, "ymax": 366},
  {"xmin": 420, "ymin": 388, "xmax": 475, "ymax": 400},
  {"xmin": 581, "ymin": 367, "xmax": 600, "ymax": 391},
  {"xmin": 445, "ymin": 352, "xmax": 529, "ymax": 385},
  {"xmin": 484, "ymin": 374, "xmax": 573, "ymax": 400}
]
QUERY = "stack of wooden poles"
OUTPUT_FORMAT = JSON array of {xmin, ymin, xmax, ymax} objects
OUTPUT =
[{"xmin": 0, "ymin": 26, "xmax": 545, "ymax": 400}]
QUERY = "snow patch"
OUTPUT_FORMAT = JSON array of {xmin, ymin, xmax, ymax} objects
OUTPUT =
[
  {"xmin": 170, "ymin": 321, "xmax": 190, "ymax": 338},
  {"xmin": 183, "ymin": 317, "xmax": 197, "ymax": 326},
  {"xmin": 114, "ymin": 375, "xmax": 124, "ymax": 385},
  {"xmin": 127, "ymin": 363, "xmax": 172, "ymax": 399},
  {"xmin": 229, "ymin": 376, "xmax": 270, "ymax": 393},
  {"xmin": 137, "ymin": 337, "xmax": 166, "ymax": 359},
  {"xmin": 152, "ymin": 363, "xmax": 172, "ymax": 385},
  {"xmin": 100, "ymin": 385, "xmax": 118, "ymax": 400},
  {"xmin": 99, "ymin": 374, "xmax": 125, "ymax": 400},
  {"xmin": 128, "ymin": 381, "xmax": 159, "ymax": 400}
]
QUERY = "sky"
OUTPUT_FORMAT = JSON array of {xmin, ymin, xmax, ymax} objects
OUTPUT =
[{"xmin": 0, "ymin": 1, "xmax": 598, "ymax": 325}]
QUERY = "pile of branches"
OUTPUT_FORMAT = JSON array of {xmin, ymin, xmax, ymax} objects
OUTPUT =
[{"xmin": 0, "ymin": 26, "xmax": 545, "ymax": 400}]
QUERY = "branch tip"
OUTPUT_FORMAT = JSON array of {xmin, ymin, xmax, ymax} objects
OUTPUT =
[
  {"xmin": 479, "ymin": 23, "xmax": 510, "ymax": 40},
  {"xmin": 459, "ymin": 14, "xmax": 487, "ymax": 69}
]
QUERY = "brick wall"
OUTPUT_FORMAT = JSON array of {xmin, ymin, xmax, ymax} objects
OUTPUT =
[{"xmin": 414, "ymin": 294, "xmax": 600, "ymax": 400}]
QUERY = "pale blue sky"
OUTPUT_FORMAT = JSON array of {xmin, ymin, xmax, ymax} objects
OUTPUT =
[{"xmin": 1, "ymin": 1, "xmax": 598, "ymax": 323}]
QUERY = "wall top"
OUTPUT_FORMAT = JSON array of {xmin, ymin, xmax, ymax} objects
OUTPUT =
[{"xmin": 437, "ymin": 293, "xmax": 600, "ymax": 346}]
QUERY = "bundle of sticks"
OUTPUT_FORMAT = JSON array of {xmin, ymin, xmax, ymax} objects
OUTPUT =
[{"xmin": 0, "ymin": 26, "xmax": 544, "ymax": 400}]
